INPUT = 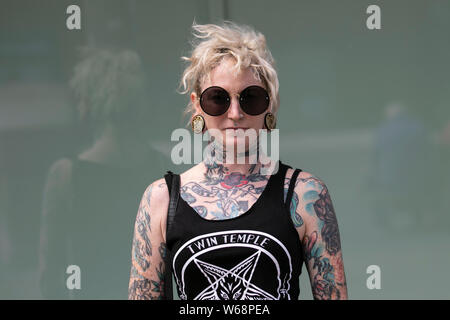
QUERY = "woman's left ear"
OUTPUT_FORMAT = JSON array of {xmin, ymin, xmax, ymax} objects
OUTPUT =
[{"xmin": 264, "ymin": 112, "xmax": 276, "ymax": 131}]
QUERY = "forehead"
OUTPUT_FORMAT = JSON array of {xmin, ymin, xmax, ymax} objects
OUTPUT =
[{"xmin": 201, "ymin": 58, "xmax": 263, "ymax": 92}]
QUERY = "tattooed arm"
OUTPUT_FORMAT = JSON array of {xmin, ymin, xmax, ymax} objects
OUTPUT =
[
  {"xmin": 285, "ymin": 170, "xmax": 348, "ymax": 300},
  {"xmin": 128, "ymin": 179, "xmax": 169, "ymax": 300}
]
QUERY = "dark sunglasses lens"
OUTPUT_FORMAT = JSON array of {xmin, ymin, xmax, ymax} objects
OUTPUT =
[
  {"xmin": 200, "ymin": 87, "xmax": 230, "ymax": 116},
  {"xmin": 240, "ymin": 86, "xmax": 270, "ymax": 115}
]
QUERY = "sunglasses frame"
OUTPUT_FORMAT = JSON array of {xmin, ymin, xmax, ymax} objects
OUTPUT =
[{"xmin": 199, "ymin": 85, "xmax": 270, "ymax": 116}]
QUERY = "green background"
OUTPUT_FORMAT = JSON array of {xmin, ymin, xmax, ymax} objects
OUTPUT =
[{"xmin": 1, "ymin": 0, "xmax": 450, "ymax": 299}]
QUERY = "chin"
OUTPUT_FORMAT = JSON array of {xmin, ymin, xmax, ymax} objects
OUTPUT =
[{"xmin": 225, "ymin": 137, "xmax": 258, "ymax": 157}]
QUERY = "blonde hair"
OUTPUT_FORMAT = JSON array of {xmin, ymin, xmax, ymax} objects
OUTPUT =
[{"xmin": 179, "ymin": 21, "xmax": 280, "ymax": 120}]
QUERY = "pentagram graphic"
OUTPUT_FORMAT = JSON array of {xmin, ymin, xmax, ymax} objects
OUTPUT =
[
  {"xmin": 172, "ymin": 230, "xmax": 294, "ymax": 300},
  {"xmin": 194, "ymin": 250, "xmax": 276, "ymax": 300}
]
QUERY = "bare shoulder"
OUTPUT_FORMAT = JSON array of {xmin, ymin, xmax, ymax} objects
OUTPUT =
[
  {"xmin": 283, "ymin": 167, "xmax": 338, "ymax": 244},
  {"xmin": 284, "ymin": 167, "xmax": 328, "ymax": 195},
  {"xmin": 147, "ymin": 178, "xmax": 169, "ymax": 201},
  {"xmin": 137, "ymin": 177, "xmax": 171, "ymax": 241},
  {"xmin": 290, "ymin": 168, "xmax": 338, "ymax": 231},
  {"xmin": 284, "ymin": 167, "xmax": 322, "ymax": 188},
  {"xmin": 142, "ymin": 178, "xmax": 170, "ymax": 216},
  {"xmin": 283, "ymin": 167, "xmax": 333, "ymax": 226}
]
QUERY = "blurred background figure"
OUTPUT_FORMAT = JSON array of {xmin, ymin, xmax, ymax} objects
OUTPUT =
[
  {"xmin": 371, "ymin": 101, "xmax": 429, "ymax": 231},
  {"xmin": 39, "ymin": 47, "xmax": 166, "ymax": 299},
  {"xmin": 436, "ymin": 118, "xmax": 450, "ymax": 228},
  {"xmin": 0, "ymin": 146, "xmax": 13, "ymax": 297}
]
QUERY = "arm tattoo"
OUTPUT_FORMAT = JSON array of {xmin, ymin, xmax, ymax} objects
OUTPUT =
[
  {"xmin": 132, "ymin": 185, "xmax": 153, "ymax": 271},
  {"xmin": 303, "ymin": 231, "xmax": 343, "ymax": 299},
  {"xmin": 151, "ymin": 261, "xmax": 165, "ymax": 294},
  {"xmin": 301, "ymin": 176, "xmax": 341, "ymax": 255},
  {"xmin": 299, "ymin": 176, "xmax": 346, "ymax": 299},
  {"xmin": 129, "ymin": 242, "xmax": 167, "ymax": 300},
  {"xmin": 313, "ymin": 186, "xmax": 341, "ymax": 255},
  {"xmin": 129, "ymin": 184, "xmax": 167, "ymax": 300},
  {"xmin": 128, "ymin": 278, "xmax": 153, "ymax": 299},
  {"xmin": 159, "ymin": 242, "xmax": 167, "ymax": 260},
  {"xmin": 132, "ymin": 238, "xmax": 150, "ymax": 271}
]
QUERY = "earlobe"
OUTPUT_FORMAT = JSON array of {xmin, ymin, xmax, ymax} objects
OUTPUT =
[{"xmin": 191, "ymin": 114, "xmax": 205, "ymax": 134}]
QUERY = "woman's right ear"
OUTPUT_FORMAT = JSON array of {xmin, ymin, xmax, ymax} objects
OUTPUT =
[{"xmin": 191, "ymin": 92, "xmax": 202, "ymax": 114}]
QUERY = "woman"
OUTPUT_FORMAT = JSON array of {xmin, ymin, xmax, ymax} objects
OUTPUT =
[{"xmin": 128, "ymin": 22, "xmax": 347, "ymax": 300}]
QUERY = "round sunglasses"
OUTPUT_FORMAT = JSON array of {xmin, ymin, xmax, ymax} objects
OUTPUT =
[{"xmin": 199, "ymin": 85, "xmax": 270, "ymax": 116}]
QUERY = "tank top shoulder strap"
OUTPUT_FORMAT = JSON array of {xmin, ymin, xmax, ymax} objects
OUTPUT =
[
  {"xmin": 263, "ymin": 160, "xmax": 289, "ymax": 199},
  {"xmin": 163, "ymin": 170, "xmax": 174, "ymax": 192},
  {"xmin": 285, "ymin": 167, "xmax": 302, "ymax": 208},
  {"xmin": 163, "ymin": 170, "xmax": 180, "ymax": 235},
  {"xmin": 162, "ymin": 170, "xmax": 180, "ymax": 300}
]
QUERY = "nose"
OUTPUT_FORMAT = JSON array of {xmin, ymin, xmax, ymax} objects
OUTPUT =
[{"xmin": 227, "ymin": 96, "xmax": 242, "ymax": 121}]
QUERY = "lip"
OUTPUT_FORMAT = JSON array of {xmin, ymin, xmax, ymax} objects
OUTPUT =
[{"xmin": 224, "ymin": 127, "xmax": 248, "ymax": 130}]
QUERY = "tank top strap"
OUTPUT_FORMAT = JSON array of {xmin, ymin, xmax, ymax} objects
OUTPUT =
[
  {"xmin": 164, "ymin": 170, "xmax": 174, "ymax": 192},
  {"xmin": 263, "ymin": 160, "xmax": 289, "ymax": 198},
  {"xmin": 285, "ymin": 168, "xmax": 302, "ymax": 208},
  {"xmin": 163, "ymin": 170, "xmax": 180, "ymax": 235},
  {"xmin": 162, "ymin": 170, "xmax": 180, "ymax": 300}
]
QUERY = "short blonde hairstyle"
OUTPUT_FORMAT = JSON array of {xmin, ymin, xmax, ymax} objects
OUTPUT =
[{"xmin": 179, "ymin": 21, "xmax": 280, "ymax": 120}]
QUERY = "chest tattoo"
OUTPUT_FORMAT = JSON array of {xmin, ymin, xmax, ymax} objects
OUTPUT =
[{"xmin": 180, "ymin": 163, "xmax": 269, "ymax": 220}]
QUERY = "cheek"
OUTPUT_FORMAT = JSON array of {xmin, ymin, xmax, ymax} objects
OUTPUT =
[
  {"xmin": 249, "ymin": 115, "xmax": 265, "ymax": 130},
  {"xmin": 203, "ymin": 115, "xmax": 222, "ymax": 129},
  {"xmin": 203, "ymin": 115, "xmax": 225, "ymax": 141}
]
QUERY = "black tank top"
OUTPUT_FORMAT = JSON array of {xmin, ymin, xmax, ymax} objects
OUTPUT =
[{"xmin": 164, "ymin": 160, "xmax": 304, "ymax": 300}]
